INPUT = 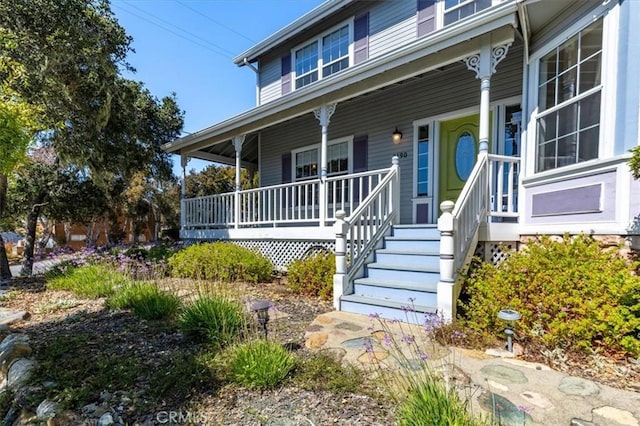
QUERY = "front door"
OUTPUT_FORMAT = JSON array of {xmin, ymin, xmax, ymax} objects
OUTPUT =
[{"xmin": 438, "ymin": 114, "xmax": 481, "ymax": 204}]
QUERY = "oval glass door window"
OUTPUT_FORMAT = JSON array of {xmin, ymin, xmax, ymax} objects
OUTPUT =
[{"xmin": 455, "ymin": 131, "xmax": 476, "ymax": 180}]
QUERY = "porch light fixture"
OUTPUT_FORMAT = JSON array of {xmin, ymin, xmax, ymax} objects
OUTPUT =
[
  {"xmin": 497, "ymin": 308, "xmax": 521, "ymax": 353},
  {"xmin": 251, "ymin": 299, "xmax": 271, "ymax": 339},
  {"xmin": 392, "ymin": 127, "xmax": 403, "ymax": 144}
]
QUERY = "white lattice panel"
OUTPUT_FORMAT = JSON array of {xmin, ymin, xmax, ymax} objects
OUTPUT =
[
  {"xmin": 476, "ymin": 241, "xmax": 517, "ymax": 265},
  {"xmin": 231, "ymin": 240, "xmax": 335, "ymax": 270}
]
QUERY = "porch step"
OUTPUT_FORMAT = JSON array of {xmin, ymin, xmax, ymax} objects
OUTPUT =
[
  {"xmin": 340, "ymin": 224, "xmax": 440, "ymax": 323},
  {"xmin": 340, "ymin": 295, "xmax": 437, "ymax": 323}
]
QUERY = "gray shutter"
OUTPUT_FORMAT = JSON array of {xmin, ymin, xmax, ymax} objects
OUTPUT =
[
  {"xmin": 281, "ymin": 54, "xmax": 292, "ymax": 95},
  {"xmin": 353, "ymin": 135, "xmax": 368, "ymax": 202},
  {"xmin": 354, "ymin": 12, "xmax": 369, "ymax": 65},
  {"xmin": 417, "ymin": 0, "xmax": 436, "ymax": 37},
  {"xmin": 282, "ymin": 153, "xmax": 292, "ymax": 183}
]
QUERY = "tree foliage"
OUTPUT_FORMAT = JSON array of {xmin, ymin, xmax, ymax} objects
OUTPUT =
[{"xmin": 629, "ymin": 146, "xmax": 640, "ymax": 181}]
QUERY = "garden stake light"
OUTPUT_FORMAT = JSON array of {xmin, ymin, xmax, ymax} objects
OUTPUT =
[
  {"xmin": 251, "ymin": 300, "xmax": 271, "ymax": 338},
  {"xmin": 497, "ymin": 308, "xmax": 521, "ymax": 353}
]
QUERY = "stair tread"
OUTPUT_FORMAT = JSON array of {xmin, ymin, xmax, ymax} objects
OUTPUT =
[
  {"xmin": 392, "ymin": 224, "xmax": 437, "ymax": 229},
  {"xmin": 341, "ymin": 294, "xmax": 437, "ymax": 313},
  {"xmin": 354, "ymin": 277, "xmax": 438, "ymax": 292},
  {"xmin": 385, "ymin": 235, "xmax": 440, "ymax": 241},
  {"xmin": 367, "ymin": 262, "xmax": 439, "ymax": 273},
  {"xmin": 376, "ymin": 248, "xmax": 439, "ymax": 256}
]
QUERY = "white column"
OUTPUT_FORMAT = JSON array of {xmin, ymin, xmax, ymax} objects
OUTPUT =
[
  {"xmin": 313, "ymin": 103, "xmax": 337, "ymax": 226},
  {"xmin": 333, "ymin": 210, "xmax": 348, "ymax": 310},
  {"xmin": 233, "ymin": 135, "xmax": 245, "ymax": 229},
  {"xmin": 180, "ymin": 154, "xmax": 189, "ymax": 232},
  {"xmin": 464, "ymin": 41, "xmax": 510, "ymax": 154}
]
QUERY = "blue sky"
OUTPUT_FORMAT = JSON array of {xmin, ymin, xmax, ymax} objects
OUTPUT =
[{"xmin": 111, "ymin": 0, "xmax": 325, "ymax": 175}]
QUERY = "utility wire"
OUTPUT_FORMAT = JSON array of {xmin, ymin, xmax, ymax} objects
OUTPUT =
[
  {"xmin": 175, "ymin": 0, "xmax": 256, "ymax": 44},
  {"xmin": 114, "ymin": 1, "xmax": 236, "ymax": 59}
]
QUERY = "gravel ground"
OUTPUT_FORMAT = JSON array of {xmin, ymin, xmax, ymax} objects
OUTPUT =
[{"xmin": 0, "ymin": 277, "xmax": 395, "ymax": 425}]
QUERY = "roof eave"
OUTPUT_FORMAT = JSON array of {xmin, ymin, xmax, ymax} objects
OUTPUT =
[{"xmin": 232, "ymin": 0, "xmax": 353, "ymax": 66}]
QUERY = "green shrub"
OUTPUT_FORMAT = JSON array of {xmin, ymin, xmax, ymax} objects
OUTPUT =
[
  {"xmin": 286, "ymin": 252, "xmax": 335, "ymax": 300},
  {"xmin": 168, "ymin": 242, "xmax": 273, "ymax": 283},
  {"xmin": 106, "ymin": 283, "xmax": 181, "ymax": 320},
  {"xmin": 225, "ymin": 340, "xmax": 295, "ymax": 389},
  {"xmin": 396, "ymin": 375, "xmax": 486, "ymax": 426},
  {"xmin": 43, "ymin": 259, "xmax": 82, "ymax": 279},
  {"xmin": 460, "ymin": 234, "xmax": 640, "ymax": 357},
  {"xmin": 293, "ymin": 352, "xmax": 363, "ymax": 394},
  {"xmin": 178, "ymin": 295, "xmax": 249, "ymax": 348},
  {"xmin": 47, "ymin": 264, "xmax": 130, "ymax": 298}
]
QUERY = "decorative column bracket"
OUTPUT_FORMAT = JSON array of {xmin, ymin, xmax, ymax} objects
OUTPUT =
[
  {"xmin": 313, "ymin": 103, "xmax": 338, "ymax": 127},
  {"xmin": 463, "ymin": 43, "xmax": 511, "ymax": 80}
]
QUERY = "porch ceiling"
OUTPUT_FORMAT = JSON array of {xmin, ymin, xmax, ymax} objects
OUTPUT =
[{"xmin": 164, "ymin": 2, "xmax": 518, "ymax": 160}]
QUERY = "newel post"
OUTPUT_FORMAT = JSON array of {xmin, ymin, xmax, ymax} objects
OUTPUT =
[
  {"xmin": 333, "ymin": 209, "xmax": 348, "ymax": 310},
  {"xmin": 437, "ymin": 200, "xmax": 456, "ymax": 321},
  {"xmin": 391, "ymin": 156, "xmax": 400, "ymax": 223}
]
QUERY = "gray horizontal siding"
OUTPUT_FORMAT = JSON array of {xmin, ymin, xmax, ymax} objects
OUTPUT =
[
  {"xmin": 259, "ymin": 58, "xmax": 281, "ymax": 104},
  {"xmin": 259, "ymin": 42, "xmax": 524, "ymax": 224},
  {"xmin": 369, "ymin": 0, "xmax": 417, "ymax": 59}
]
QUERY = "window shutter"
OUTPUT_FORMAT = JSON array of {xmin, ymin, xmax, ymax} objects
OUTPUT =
[
  {"xmin": 354, "ymin": 12, "xmax": 369, "ymax": 65},
  {"xmin": 281, "ymin": 54, "xmax": 292, "ymax": 95},
  {"xmin": 282, "ymin": 153, "xmax": 292, "ymax": 183},
  {"xmin": 417, "ymin": 0, "xmax": 436, "ymax": 37},
  {"xmin": 353, "ymin": 134, "xmax": 368, "ymax": 173}
]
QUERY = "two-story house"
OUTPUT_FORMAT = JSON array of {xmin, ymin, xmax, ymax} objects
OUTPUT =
[{"xmin": 163, "ymin": 0, "xmax": 640, "ymax": 321}]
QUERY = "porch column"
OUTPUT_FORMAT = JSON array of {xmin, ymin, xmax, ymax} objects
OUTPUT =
[
  {"xmin": 313, "ymin": 103, "xmax": 337, "ymax": 225},
  {"xmin": 463, "ymin": 41, "xmax": 510, "ymax": 153},
  {"xmin": 180, "ymin": 153, "xmax": 190, "ymax": 232},
  {"xmin": 233, "ymin": 135, "xmax": 246, "ymax": 229}
]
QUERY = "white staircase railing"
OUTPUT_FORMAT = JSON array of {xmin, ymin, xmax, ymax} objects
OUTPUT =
[
  {"xmin": 437, "ymin": 151, "xmax": 520, "ymax": 320},
  {"xmin": 332, "ymin": 156, "xmax": 400, "ymax": 310}
]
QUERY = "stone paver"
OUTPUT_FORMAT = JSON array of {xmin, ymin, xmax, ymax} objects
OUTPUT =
[{"xmin": 304, "ymin": 311, "xmax": 640, "ymax": 426}]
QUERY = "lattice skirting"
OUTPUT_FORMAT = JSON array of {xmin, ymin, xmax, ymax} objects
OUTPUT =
[
  {"xmin": 474, "ymin": 241, "xmax": 518, "ymax": 266},
  {"xmin": 231, "ymin": 240, "xmax": 335, "ymax": 271}
]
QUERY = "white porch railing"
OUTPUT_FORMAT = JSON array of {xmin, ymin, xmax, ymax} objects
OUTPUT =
[
  {"xmin": 437, "ymin": 152, "xmax": 520, "ymax": 320},
  {"xmin": 332, "ymin": 157, "xmax": 400, "ymax": 309},
  {"xmin": 181, "ymin": 167, "xmax": 392, "ymax": 230}
]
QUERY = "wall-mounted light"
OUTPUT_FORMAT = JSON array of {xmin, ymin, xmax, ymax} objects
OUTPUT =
[{"xmin": 392, "ymin": 127, "xmax": 403, "ymax": 145}]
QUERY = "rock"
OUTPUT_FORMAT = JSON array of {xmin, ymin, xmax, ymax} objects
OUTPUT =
[
  {"xmin": 305, "ymin": 333, "xmax": 328, "ymax": 348},
  {"xmin": 570, "ymin": 419, "xmax": 596, "ymax": 426},
  {"xmin": 558, "ymin": 376, "xmax": 600, "ymax": 396},
  {"xmin": 0, "ymin": 309, "xmax": 29, "ymax": 326},
  {"xmin": 478, "ymin": 392, "xmax": 533, "ymax": 426},
  {"xmin": 486, "ymin": 379, "xmax": 509, "ymax": 392},
  {"xmin": 480, "ymin": 364, "xmax": 528, "ymax": 384},
  {"xmin": 0, "ymin": 334, "xmax": 29, "ymax": 353},
  {"xmin": 485, "ymin": 348, "xmax": 516, "ymax": 358},
  {"xmin": 335, "ymin": 322, "xmax": 363, "ymax": 331},
  {"xmin": 6, "ymin": 358, "xmax": 35, "ymax": 390},
  {"xmin": 48, "ymin": 410, "xmax": 80, "ymax": 425},
  {"xmin": 593, "ymin": 406, "xmax": 639, "ymax": 426},
  {"xmin": 512, "ymin": 342, "xmax": 525, "ymax": 356},
  {"xmin": 357, "ymin": 350, "xmax": 388, "ymax": 364},
  {"xmin": 97, "ymin": 412, "xmax": 115, "ymax": 426},
  {"xmin": 100, "ymin": 390, "xmax": 112, "ymax": 402},
  {"xmin": 520, "ymin": 391, "xmax": 554, "ymax": 409},
  {"xmin": 82, "ymin": 402, "xmax": 99, "ymax": 415},
  {"xmin": 36, "ymin": 399, "xmax": 60, "ymax": 420},
  {"xmin": 0, "ymin": 341, "xmax": 32, "ymax": 378}
]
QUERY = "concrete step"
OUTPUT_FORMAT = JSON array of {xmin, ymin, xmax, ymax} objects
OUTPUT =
[
  {"xmin": 340, "ymin": 294, "xmax": 437, "ymax": 324},
  {"xmin": 352, "ymin": 278, "xmax": 437, "ymax": 307}
]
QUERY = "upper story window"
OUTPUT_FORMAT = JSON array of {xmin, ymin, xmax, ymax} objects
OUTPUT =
[
  {"xmin": 443, "ymin": 0, "xmax": 491, "ymax": 26},
  {"xmin": 293, "ymin": 23, "xmax": 351, "ymax": 90},
  {"xmin": 535, "ymin": 18, "xmax": 603, "ymax": 172}
]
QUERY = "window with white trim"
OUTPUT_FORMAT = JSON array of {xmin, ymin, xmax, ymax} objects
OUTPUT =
[
  {"xmin": 443, "ymin": 0, "xmax": 491, "ymax": 26},
  {"xmin": 293, "ymin": 140, "xmax": 350, "ymax": 181},
  {"xmin": 294, "ymin": 23, "xmax": 351, "ymax": 89},
  {"xmin": 535, "ymin": 18, "xmax": 603, "ymax": 172}
]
